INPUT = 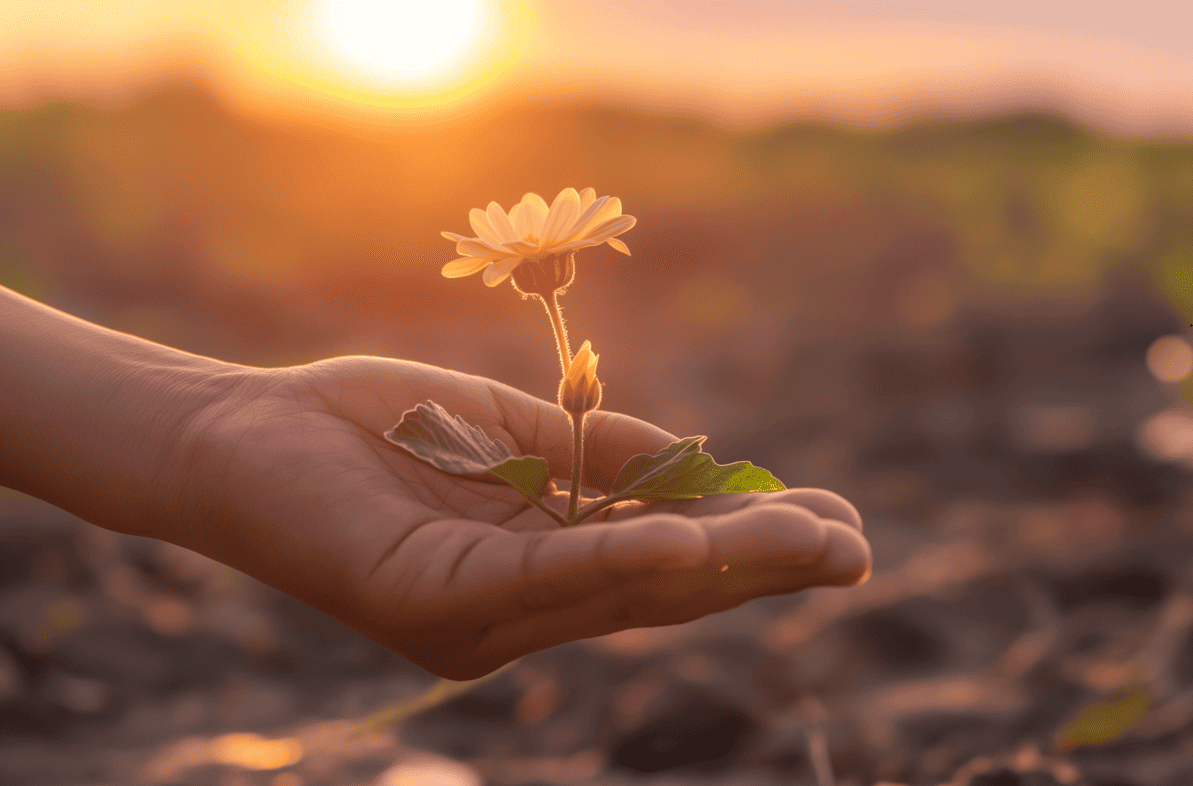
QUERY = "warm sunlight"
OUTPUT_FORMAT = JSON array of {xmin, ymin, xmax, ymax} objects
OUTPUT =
[{"xmin": 323, "ymin": 0, "xmax": 482, "ymax": 86}]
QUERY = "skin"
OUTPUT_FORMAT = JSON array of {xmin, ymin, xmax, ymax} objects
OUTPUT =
[{"xmin": 0, "ymin": 285, "xmax": 870, "ymax": 680}]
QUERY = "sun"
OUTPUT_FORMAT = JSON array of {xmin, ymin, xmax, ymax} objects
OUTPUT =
[{"xmin": 323, "ymin": 0, "xmax": 482, "ymax": 85}]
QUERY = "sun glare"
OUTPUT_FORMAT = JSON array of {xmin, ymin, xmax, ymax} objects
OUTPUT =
[{"xmin": 324, "ymin": 0, "xmax": 482, "ymax": 86}]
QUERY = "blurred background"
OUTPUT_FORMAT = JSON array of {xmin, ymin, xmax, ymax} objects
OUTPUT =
[{"xmin": 3, "ymin": 2, "xmax": 1193, "ymax": 785}]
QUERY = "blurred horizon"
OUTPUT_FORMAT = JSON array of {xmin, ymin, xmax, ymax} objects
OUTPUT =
[
  {"xmin": 3, "ymin": 78, "xmax": 1192, "ymax": 437},
  {"xmin": 2, "ymin": 0, "xmax": 1191, "ymax": 432},
  {"xmin": 2, "ymin": 0, "xmax": 1193, "ymax": 138}
]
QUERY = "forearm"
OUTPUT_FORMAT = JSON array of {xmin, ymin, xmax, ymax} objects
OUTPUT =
[{"xmin": 0, "ymin": 286, "xmax": 248, "ymax": 539}]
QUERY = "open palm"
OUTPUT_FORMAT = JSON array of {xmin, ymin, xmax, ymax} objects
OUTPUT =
[{"xmin": 177, "ymin": 355, "xmax": 870, "ymax": 680}]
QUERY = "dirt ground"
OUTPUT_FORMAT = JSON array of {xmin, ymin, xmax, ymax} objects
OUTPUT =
[{"xmin": 2, "ymin": 273, "xmax": 1192, "ymax": 786}]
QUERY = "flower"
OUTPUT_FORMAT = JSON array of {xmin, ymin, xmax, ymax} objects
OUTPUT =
[
  {"xmin": 559, "ymin": 340, "xmax": 602, "ymax": 414},
  {"xmin": 440, "ymin": 187, "xmax": 636, "ymax": 287}
]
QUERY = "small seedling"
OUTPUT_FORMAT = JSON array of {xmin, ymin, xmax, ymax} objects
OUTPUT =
[
  {"xmin": 387, "ymin": 187, "xmax": 784, "ymax": 524},
  {"xmin": 361, "ymin": 188, "xmax": 785, "ymax": 732}
]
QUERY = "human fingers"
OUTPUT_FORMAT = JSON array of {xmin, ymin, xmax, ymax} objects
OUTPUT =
[
  {"xmin": 610, "ymin": 487, "xmax": 864, "ymax": 533},
  {"xmin": 435, "ymin": 500, "xmax": 869, "ymax": 678},
  {"xmin": 368, "ymin": 512, "xmax": 708, "ymax": 679}
]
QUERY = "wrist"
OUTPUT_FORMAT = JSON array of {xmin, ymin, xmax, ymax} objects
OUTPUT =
[
  {"xmin": 0, "ymin": 286, "xmax": 256, "ymax": 540},
  {"xmin": 112, "ymin": 359, "xmax": 261, "ymax": 542}
]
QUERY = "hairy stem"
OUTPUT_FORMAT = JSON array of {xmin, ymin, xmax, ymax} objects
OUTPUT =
[
  {"xmin": 538, "ymin": 288, "xmax": 584, "ymax": 524},
  {"xmin": 527, "ymin": 493, "xmax": 570, "ymax": 528},
  {"xmin": 541, "ymin": 290, "xmax": 571, "ymax": 377},
  {"xmin": 568, "ymin": 412, "xmax": 585, "ymax": 522}
]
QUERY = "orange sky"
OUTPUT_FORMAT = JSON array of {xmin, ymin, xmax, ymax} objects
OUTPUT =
[{"xmin": 2, "ymin": 0, "xmax": 1192, "ymax": 136}]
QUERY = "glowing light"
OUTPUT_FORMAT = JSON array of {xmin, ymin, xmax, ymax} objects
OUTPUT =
[
  {"xmin": 211, "ymin": 733, "xmax": 303, "ymax": 770},
  {"xmin": 1137, "ymin": 408, "xmax": 1193, "ymax": 464},
  {"xmin": 1146, "ymin": 335, "xmax": 1193, "ymax": 383},
  {"xmin": 324, "ymin": 0, "xmax": 481, "ymax": 86},
  {"xmin": 378, "ymin": 757, "xmax": 483, "ymax": 786}
]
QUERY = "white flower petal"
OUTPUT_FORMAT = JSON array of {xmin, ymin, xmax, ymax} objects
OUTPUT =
[
  {"xmin": 502, "ymin": 239, "xmax": 538, "ymax": 255},
  {"xmin": 441, "ymin": 257, "xmax": 491, "ymax": 277},
  {"xmin": 563, "ymin": 196, "xmax": 611, "ymax": 244},
  {"xmin": 482, "ymin": 256, "xmax": 521, "ymax": 286},
  {"xmin": 581, "ymin": 197, "xmax": 622, "ymax": 237},
  {"xmin": 486, "ymin": 201, "xmax": 518, "ymax": 244},
  {"xmin": 542, "ymin": 188, "xmax": 581, "ymax": 246},
  {"xmin": 519, "ymin": 193, "xmax": 549, "ymax": 237},
  {"xmin": 457, "ymin": 238, "xmax": 512, "ymax": 259},
  {"xmin": 469, "ymin": 208, "xmax": 504, "ymax": 248},
  {"xmin": 440, "ymin": 190, "xmax": 634, "ymax": 286},
  {"xmin": 582, "ymin": 214, "xmax": 636, "ymax": 244},
  {"xmin": 547, "ymin": 238, "xmax": 599, "ymax": 254},
  {"xmin": 508, "ymin": 203, "xmax": 526, "ymax": 237},
  {"xmin": 606, "ymin": 238, "xmax": 631, "ymax": 255}
]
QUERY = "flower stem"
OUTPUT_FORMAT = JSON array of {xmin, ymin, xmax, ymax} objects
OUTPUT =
[
  {"xmin": 541, "ymin": 290, "xmax": 571, "ymax": 376},
  {"xmin": 537, "ymin": 287, "xmax": 582, "ymax": 524},
  {"xmin": 568, "ymin": 411, "xmax": 585, "ymax": 522}
]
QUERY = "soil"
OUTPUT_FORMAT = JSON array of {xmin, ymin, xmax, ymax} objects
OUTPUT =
[{"xmin": 2, "ymin": 275, "xmax": 1192, "ymax": 786}]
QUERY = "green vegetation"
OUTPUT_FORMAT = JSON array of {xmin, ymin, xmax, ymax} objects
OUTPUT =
[{"xmin": 0, "ymin": 89, "xmax": 1189, "ymax": 357}]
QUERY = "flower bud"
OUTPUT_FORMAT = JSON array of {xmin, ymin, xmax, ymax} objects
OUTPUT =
[
  {"xmin": 511, "ymin": 251, "xmax": 575, "ymax": 297},
  {"xmin": 559, "ymin": 340, "xmax": 602, "ymax": 414}
]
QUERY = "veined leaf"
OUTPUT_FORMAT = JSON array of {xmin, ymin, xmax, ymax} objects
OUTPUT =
[
  {"xmin": 385, "ymin": 401, "xmax": 513, "ymax": 481},
  {"xmin": 610, "ymin": 436, "xmax": 786, "ymax": 499},
  {"xmin": 386, "ymin": 406, "xmax": 785, "ymax": 528},
  {"xmin": 384, "ymin": 401, "xmax": 561, "ymax": 524},
  {"xmin": 572, "ymin": 437, "xmax": 785, "ymax": 523}
]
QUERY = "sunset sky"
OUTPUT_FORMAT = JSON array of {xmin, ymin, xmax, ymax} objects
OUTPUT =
[{"xmin": 1, "ymin": 0, "xmax": 1192, "ymax": 135}]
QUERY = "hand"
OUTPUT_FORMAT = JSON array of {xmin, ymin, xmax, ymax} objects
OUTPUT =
[{"xmin": 173, "ymin": 356, "xmax": 871, "ymax": 680}]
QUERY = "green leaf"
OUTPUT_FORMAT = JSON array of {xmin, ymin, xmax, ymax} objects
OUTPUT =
[
  {"xmin": 488, "ymin": 456, "xmax": 554, "ymax": 507},
  {"xmin": 569, "ymin": 437, "xmax": 785, "ymax": 523},
  {"xmin": 1057, "ymin": 685, "xmax": 1151, "ymax": 751},
  {"xmin": 384, "ymin": 401, "xmax": 561, "ymax": 524},
  {"xmin": 610, "ymin": 436, "xmax": 786, "ymax": 499}
]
